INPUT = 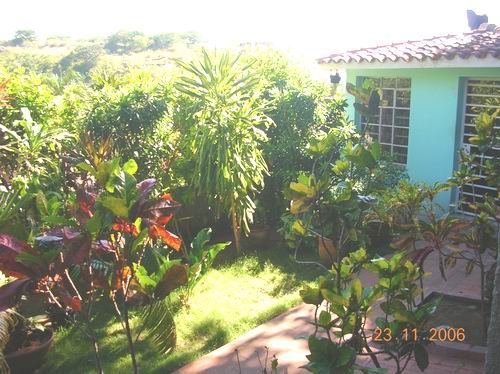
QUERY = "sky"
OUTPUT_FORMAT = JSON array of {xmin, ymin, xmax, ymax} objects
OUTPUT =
[{"xmin": 1, "ymin": 0, "xmax": 499, "ymax": 58}]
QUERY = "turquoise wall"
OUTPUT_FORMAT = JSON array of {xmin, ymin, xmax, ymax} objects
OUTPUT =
[{"xmin": 346, "ymin": 67, "xmax": 500, "ymax": 207}]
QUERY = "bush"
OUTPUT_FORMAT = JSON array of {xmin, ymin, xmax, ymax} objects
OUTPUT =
[
  {"xmin": 245, "ymin": 49, "xmax": 341, "ymax": 225},
  {"xmin": 59, "ymin": 44, "xmax": 103, "ymax": 75},
  {"xmin": 0, "ymin": 51, "xmax": 58, "ymax": 74},
  {"xmin": 0, "ymin": 69, "xmax": 58, "ymax": 124},
  {"xmin": 77, "ymin": 70, "xmax": 171, "ymax": 183}
]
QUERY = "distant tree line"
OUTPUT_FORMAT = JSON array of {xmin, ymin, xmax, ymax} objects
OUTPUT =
[
  {"xmin": 0, "ymin": 29, "xmax": 201, "ymax": 53},
  {"xmin": 103, "ymin": 31, "xmax": 201, "ymax": 54}
]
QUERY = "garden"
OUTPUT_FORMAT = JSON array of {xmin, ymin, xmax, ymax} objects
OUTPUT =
[{"xmin": 0, "ymin": 40, "xmax": 499, "ymax": 374}]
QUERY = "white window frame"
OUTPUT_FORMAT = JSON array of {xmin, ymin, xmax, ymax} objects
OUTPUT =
[
  {"xmin": 457, "ymin": 78, "xmax": 500, "ymax": 215},
  {"xmin": 359, "ymin": 77, "xmax": 411, "ymax": 165}
]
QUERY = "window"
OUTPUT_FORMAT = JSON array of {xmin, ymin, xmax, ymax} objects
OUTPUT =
[
  {"xmin": 360, "ymin": 77, "xmax": 411, "ymax": 164},
  {"xmin": 458, "ymin": 78, "xmax": 500, "ymax": 214}
]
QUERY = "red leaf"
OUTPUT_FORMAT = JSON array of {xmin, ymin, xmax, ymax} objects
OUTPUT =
[
  {"xmin": 149, "ymin": 225, "xmax": 182, "ymax": 251},
  {"xmin": 112, "ymin": 219, "xmax": 139, "ymax": 236},
  {"xmin": 64, "ymin": 233, "xmax": 92, "ymax": 265},
  {"xmin": 154, "ymin": 264, "xmax": 188, "ymax": 300},
  {"xmin": 0, "ymin": 235, "xmax": 32, "ymax": 253},
  {"xmin": 76, "ymin": 189, "xmax": 96, "ymax": 217},
  {"xmin": 161, "ymin": 193, "xmax": 173, "ymax": 201},
  {"xmin": 60, "ymin": 291, "xmax": 82, "ymax": 312},
  {"xmin": 0, "ymin": 235, "xmax": 35, "ymax": 278},
  {"xmin": 156, "ymin": 214, "xmax": 174, "ymax": 226},
  {"xmin": 141, "ymin": 198, "xmax": 181, "ymax": 226},
  {"xmin": 0, "ymin": 278, "xmax": 31, "ymax": 311},
  {"xmin": 408, "ymin": 246, "xmax": 434, "ymax": 268},
  {"xmin": 113, "ymin": 265, "xmax": 131, "ymax": 291}
]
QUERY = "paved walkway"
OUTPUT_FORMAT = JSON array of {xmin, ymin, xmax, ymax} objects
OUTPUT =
[{"xmin": 176, "ymin": 251, "xmax": 490, "ymax": 373}]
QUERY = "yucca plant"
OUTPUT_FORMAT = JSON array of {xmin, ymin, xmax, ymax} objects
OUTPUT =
[{"xmin": 175, "ymin": 50, "xmax": 273, "ymax": 253}]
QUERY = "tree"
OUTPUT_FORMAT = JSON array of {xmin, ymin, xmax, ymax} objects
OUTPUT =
[
  {"xmin": 150, "ymin": 33, "xmax": 176, "ymax": 50},
  {"xmin": 178, "ymin": 32, "xmax": 201, "ymax": 46},
  {"xmin": 175, "ymin": 50, "xmax": 272, "ymax": 253},
  {"xmin": 104, "ymin": 31, "xmax": 150, "ymax": 54},
  {"xmin": 11, "ymin": 30, "xmax": 36, "ymax": 46}
]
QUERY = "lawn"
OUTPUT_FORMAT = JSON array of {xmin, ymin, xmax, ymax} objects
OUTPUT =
[{"xmin": 40, "ymin": 245, "xmax": 322, "ymax": 373}]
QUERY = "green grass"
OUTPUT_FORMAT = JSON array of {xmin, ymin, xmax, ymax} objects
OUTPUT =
[{"xmin": 40, "ymin": 246, "xmax": 322, "ymax": 373}]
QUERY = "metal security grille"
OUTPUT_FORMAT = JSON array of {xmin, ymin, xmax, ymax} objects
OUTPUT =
[
  {"xmin": 360, "ymin": 77, "xmax": 411, "ymax": 164},
  {"xmin": 458, "ymin": 78, "xmax": 500, "ymax": 214}
]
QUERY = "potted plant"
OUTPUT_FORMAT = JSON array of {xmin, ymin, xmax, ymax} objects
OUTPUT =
[{"xmin": 0, "ymin": 311, "xmax": 53, "ymax": 374}]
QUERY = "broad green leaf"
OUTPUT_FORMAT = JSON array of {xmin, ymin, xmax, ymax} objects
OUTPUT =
[
  {"xmin": 322, "ymin": 289, "xmax": 348, "ymax": 306},
  {"xmin": 123, "ymin": 159, "xmax": 138, "ymax": 175},
  {"xmin": 300, "ymin": 286, "xmax": 323, "ymax": 305},
  {"xmin": 318, "ymin": 310, "xmax": 331, "ymax": 326},
  {"xmin": 131, "ymin": 228, "xmax": 149, "ymax": 254},
  {"xmin": 76, "ymin": 162, "xmax": 96, "ymax": 174},
  {"xmin": 100, "ymin": 196, "xmax": 129, "ymax": 218},
  {"xmin": 292, "ymin": 219, "xmax": 307, "ymax": 236}
]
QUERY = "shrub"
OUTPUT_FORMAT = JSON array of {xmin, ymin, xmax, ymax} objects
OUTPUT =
[{"xmin": 59, "ymin": 44, "xmax": 104, "ymax": 75}]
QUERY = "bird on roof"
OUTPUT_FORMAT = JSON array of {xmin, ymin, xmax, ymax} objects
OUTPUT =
[{"xmin": 467, "ymin": 10, "xmax": 488, "ymax": 30}]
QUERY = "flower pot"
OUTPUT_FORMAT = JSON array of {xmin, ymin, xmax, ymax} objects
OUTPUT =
[
  {"xmin": 318, "ymin": 236, "xmax": 338, "ymax": 265},
  {"xmin": 5, "ymin": 328, "xmax": 53, "ymax": 374}
]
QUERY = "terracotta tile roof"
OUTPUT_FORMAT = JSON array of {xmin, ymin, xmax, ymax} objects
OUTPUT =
[{"xmin": 318, "ymin": 24, "xmax": 500, "ymax": 65}]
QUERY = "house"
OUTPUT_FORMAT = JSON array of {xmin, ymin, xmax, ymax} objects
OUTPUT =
[{"xmin": 318, "ymin": 24, "xmax": 500, "ymax": 210}]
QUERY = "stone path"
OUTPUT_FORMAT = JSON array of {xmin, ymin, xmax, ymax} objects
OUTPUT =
[{"xmin": 176, "ymin": 251, "xmax": 491, "ymax": 373}]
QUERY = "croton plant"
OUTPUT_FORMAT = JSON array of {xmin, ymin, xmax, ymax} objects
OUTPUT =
[
  {"xmin": 0, "ymin": 158, "xmax": 186, "ymax": 311},
  {"xmin": 0, "ymin": 158, "xmax": 210, "ymax": 373}
]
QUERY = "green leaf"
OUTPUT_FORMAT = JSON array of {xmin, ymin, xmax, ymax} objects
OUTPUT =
[
  {"xmin": 370, "ymin": 142, "xmax": 381, "ymax": 160},
  {"xmin": 333, "ymin": 160, "xmax": 349, "ymax": 175},
  {"xmin": 292, "ymin": 219, "xmax": 307, "ymax": 236},
  {"xmin": 351, "ymin": 278, "xmax": 362, "ymax": 302},
  {"xmin": 100, "ymin": 196, "xmax": 129, "ymax": 218},
  {"xmin": 35, "ymin": 191, "xmax": 49, "ymax": 215},
  {"xmin": 134, "ymin": 264, "xmax": 157, "ymax": 292},
  {"xmin": 131, "ymin": 228, "xmax": 149, "ymax": 254},
  {"xmin": 414, "ymin": 343, "xmax": 429, "ymax": 372},
  {"xmin": 337, "ymin": 344, "xmax": 355, "ymax": 367},
  {"xmin": 85, "ymin": 210, "xmax": 103, "ymax": 234},
  {"xmin": 322, "ymin": 289, "xmax": 349, "ymax": 306},
  {"xmin": 318, "ymin": 310, "xmax": 331, "ymax": 326},
  {"xmin": 300, "ymin": 286, "xmax": 323, "ymax": 305},
  {"xmin": 76, "ymin": 162, "xmax": 96, "ymax": 174},
  {"xmin": 123, "ymin": 159, "xmax": 138, "ymax": 175}
]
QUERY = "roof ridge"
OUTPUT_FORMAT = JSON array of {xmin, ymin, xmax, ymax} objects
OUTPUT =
[{"xmin": 318, "ymin": 26, "xmax": 500, "ymax": 64}]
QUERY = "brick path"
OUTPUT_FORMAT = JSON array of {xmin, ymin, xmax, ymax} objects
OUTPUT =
[{"xmin": 176, "ymin": 251, "xmax": 490, "ymax": 373}]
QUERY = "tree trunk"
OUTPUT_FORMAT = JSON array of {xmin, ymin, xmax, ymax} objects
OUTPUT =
[
  {"xmin": 230, "ymin": 203, "xmax": 242, "ymax": 254},
  {"xmin": 485, "ymin": 253, "xmax": 500, "ymax": 373}
]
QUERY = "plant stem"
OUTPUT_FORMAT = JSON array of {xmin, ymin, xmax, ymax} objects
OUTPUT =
[
  {"xmin": 123, "ymin": 302, "xmax": 139, "ymax": 374},
  {"xmin": 86, "ymin": 315, "xmax": 104, "ymax": 374}
]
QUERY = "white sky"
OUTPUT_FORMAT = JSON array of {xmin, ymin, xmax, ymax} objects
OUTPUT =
[{"xmin": 0, "ymin": 0, "xmax": 498, "ymax": 57}]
